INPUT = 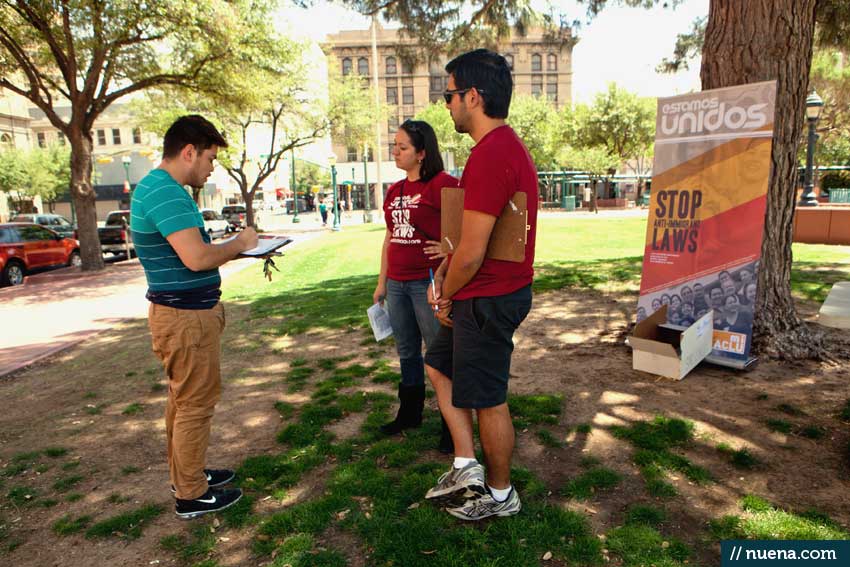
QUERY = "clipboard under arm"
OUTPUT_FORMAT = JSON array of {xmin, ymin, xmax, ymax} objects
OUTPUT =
[{"xmin": 440, "ymin": 187, "xmax": 528, "ymax": 262}]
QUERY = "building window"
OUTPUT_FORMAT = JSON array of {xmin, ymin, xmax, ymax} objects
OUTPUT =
[
  {"xmin": 132, "ymin": 127, "xmax": 142, "ymax": 144},
  {"xmin": 347, "ymin": 146, "xmax": 358, "ymax": 161},
  {"xmin": 112, "ymin": 128, "xmax": 121, "ymax": 145},
  {"xmin": 37, "ymin": 132, "xmax": 46, "ymax": 148},
  {"xmin": 57, "ymin": 132, "xmax": 65, "ymax": 146},
  {"xmin": 531, "ymin": 53, "xmax": 542, "ymax": 72},
  {"xmin": 357, "ymin": 57, "xmax": 369, "ymax": 75},
  {"xmin": 504, "ymin": 54, "xmax": 514, "ymax": 70},
  {"xmin": 386, "ymin": 56, "xmax": 397, "ymax": 75},
  {"xmin": 96, "ymin": 129, "xmax": 106, "ymax": 145},
  {"xmin": 1, "ymin": 133, "xmax": 12, "ymax": 146},
  {"xmin": 547, "ymin": 53, "xmax": 558, "ymax": 72},
  {"xmin": 363, "ymin": 146, "xmax": 373, "ymax": 162},
  {"xmin": 388, "ymin": 115, "xmax": 399, "ymax": 134},
  {"xmin": 403, "ymin": 114, "xmax": 413, "ymax": 123},
  {"xmin": 402, "ymin": 86, "xmax": 414, "ymax": 105},
  {"xmin": 342, "ymin": 57, "xmax": 352, "ymax": 75},
  {"xmin": 532, "ymin": 75, "xmax": 543, "ymax": 97},
  {"xmin": 546, "ymin": 82, "xmax": 558, "ymax": 102},
  {"xmin": 388, "ymin": 144, "xmax": 395, "ymax": 160},
  {"xmin": 401, "ymin": 59, "xmax": 413, "ymax": 75},
  {"xmin": 386, "ymin": 86, "xmax": 398, "ymax": 105}
]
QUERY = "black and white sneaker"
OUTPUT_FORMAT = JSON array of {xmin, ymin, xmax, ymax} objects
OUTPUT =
[
  {"xmin": 175, "ymin": 487, "xmax": 243, "ymax": 519},
  {"xmin": 171, "ymin": 469, "xmax": 236, "ymax": 493}
]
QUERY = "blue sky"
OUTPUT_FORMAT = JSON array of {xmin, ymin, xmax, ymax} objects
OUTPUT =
[{"xmin": 274, "ymin": 0, "xmax": 709, "ymax": 104}]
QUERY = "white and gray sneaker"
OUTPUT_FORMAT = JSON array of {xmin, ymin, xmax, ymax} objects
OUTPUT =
[
  {"xmin": 445, "ymin": 487, "xmax": 521, "ymax": 521},
  {"xmin": 424, "ymin": 461, "xmax": 487, "ymax": 502}
]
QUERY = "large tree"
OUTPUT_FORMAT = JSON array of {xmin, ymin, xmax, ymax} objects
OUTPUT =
[
  {"xmin": 0, "ymin": 0, "xmax": 281, "ymax": 271},
  {"xmin": 0, "ymin": 144, "xmax": 69, "ymax": 211},
  {"xmin": 415, "ymin": 101, "xmax": 473, "ymax": 168}
]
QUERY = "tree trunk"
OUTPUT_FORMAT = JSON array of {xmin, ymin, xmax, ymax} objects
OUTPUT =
[
  {"xmin": 700, "ymin": 0, "xmax": 821, "ymax": 359},
  {"xmin": 68, "ymin": 133, "xmax": 105, "ymax": 271},
  {"xmin": 590, "ymin": 180, "xmax": 598, "ymax": 214},
  {"xmin": 241, "ymin": 186, "xmax": 256, "ymax": 228}
]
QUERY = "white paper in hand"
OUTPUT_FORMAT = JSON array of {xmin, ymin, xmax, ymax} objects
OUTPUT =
[{"xmin": 367, "ymin": 302, "xmax": 393, "ymax": 341}]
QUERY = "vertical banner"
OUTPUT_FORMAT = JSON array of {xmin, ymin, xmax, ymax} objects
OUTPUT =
[{"xmin": 636, "ymin": 81, "xmax": 777, "ymax": 367}]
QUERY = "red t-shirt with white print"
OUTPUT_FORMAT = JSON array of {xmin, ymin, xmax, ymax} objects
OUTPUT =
[
  {"xmin": 383, "ymin": 170, "xmax": 459, "ymax": 281},
  {"xmin": 452, "ymin": 125, "xmax": 538, "ymax": 300}
]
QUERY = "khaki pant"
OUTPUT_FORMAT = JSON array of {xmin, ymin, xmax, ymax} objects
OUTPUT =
[{"xmin": 149, "ymin": 302, "xmax": 225, "ymax": 500}]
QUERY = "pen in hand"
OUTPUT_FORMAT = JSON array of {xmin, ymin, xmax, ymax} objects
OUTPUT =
[{"xmin": 429, "ymin": 268, "xmax": 439, "ymax": 313}]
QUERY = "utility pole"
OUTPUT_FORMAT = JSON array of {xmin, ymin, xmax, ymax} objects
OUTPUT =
[{"xmin": 371, "ymin": 14, "xmax": 384, "ymax": 215}]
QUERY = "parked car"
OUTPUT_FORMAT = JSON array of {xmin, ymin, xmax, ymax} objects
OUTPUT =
[
  {"xmin": 221, "ymin": 205, "xmax": 246, "ymax": 231},
  {"xmin": 200, "ymin": 208, "xmax": 230, "ymax": 239},
  {"xmin": 11, "ymin": 213, "xmax": 77, "ymax": 239},
  {"xmin": 98, "ymin": 210, "xmax": 134, "ymax": 257},
  {"xmin": 0, "ymin": 223, "xmax": 81, "ymax": 286}
]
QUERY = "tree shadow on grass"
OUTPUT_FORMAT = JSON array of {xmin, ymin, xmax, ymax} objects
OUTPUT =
[{"xmin": 246, "ymin": 275, "xmax": 377, "ymax": 335}]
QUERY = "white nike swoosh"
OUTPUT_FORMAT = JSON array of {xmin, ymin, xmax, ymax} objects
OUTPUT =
[
  {"xmin": 197, "ymin": 496, "xmax": 217, "ymax": 504},
  {"xmin": 205, "ymin": 474, "xmax": 212, "ymax": 481}
]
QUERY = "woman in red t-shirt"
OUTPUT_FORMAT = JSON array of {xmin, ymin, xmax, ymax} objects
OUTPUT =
[{"xmin": 373, "ymin": 120, "xmax": 458, "ymax": 451}]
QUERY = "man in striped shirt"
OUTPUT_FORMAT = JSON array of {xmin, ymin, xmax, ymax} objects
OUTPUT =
[{"xmin": 131, "ymin": 115, "xmax": 257, "ymax": 519}]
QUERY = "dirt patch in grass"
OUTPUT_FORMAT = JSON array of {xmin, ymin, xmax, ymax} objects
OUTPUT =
[{"xmin": 1, "ymin": 290, "xmax": 848, "ymax": 566}]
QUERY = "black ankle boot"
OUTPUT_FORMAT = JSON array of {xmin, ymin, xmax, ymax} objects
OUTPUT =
[
  {"xmin": 380, "ymin": 384, "xmax": 425, "ymax": 435},
  {"xmin": 438, "ymin": 414, "xmax": 454, "ymax": 454}
]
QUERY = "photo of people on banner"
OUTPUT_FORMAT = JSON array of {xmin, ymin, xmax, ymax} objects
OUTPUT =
[{"xmin": 636, "ymin": 260, "xmax": 759, "ymax": 361}]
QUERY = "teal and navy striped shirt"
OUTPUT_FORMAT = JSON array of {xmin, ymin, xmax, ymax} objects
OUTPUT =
[{"xmin": 130, "ymin": 169, "xmax": 221, "ymax": 308}]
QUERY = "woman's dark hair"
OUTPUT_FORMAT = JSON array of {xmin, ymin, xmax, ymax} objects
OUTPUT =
[
  {"xmin": 163, "ymin": 115, "xmax": 228, "ymax": 159},
  {"xmin": 445, "ymin": 49, "xmax": 513, "ymax": 119},
  {"xmin": 399, "ymin": 120, "xmax": 444, "ymax": 182}
]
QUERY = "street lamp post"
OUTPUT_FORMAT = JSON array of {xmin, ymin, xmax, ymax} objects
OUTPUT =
[
  {"xmin": 330, "ymin": 155, "xmax": 341, "ymax": 231},
  {"xmin": 291, "ymin": 148, "xmax": 301, "ymax": 223},
  {"xmin": 121, "ymin": 155, "xmax": 132, "ymax": 258},
  {"xmin": 362, "ymin": 143, "xmax": 373, "ymax": 223},
  {"xmin": 799, "ymin": 90, "xmax": 824, "ymax": 207}
]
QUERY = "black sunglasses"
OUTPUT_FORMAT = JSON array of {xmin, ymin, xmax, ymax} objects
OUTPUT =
[{"xmin": 443, "ymin": 87, "xmax": 485, "ymax": 104}]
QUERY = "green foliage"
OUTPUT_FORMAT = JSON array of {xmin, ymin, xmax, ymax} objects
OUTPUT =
[
  {"xmin": 509, "ymin": 393, "xmax": 562, "ymax": 428},
  {"xmin": 53, "ymin": 475, "xmax": 84, "ymax": 492},
  {"xmin": 7, "ymin": 486, "xmax": 38, "ymax": 506},
  {"xmin": 0, "ymin": 145, "xmax": 70, "ymax": 205},
  {"xmin": 53, "ymin": 514, "xmax": 93, "ymax": 536},
  {"xmin": 606, "ymin": 524, "xmax": 691, "ymax": 566},
  {"xmin": 624, "ymin": 504, "xmax": 667, "ymax": 527},
  {"xmin": 159, "ymin": 524, "xmax": 216, "ymax": 562},
  {"xmin": 506, "ymin": 94, "xmax": 561, "ymax": 170},
  {"xmin": 613, "ymin": 416, "xmax": 709, "ymax": 496},
  {"xmin": 561, "ymin": 467, "xmax": 622, "ymax": 500},
  {"xmin": 121, "ymin": 403, "xmax": 144, "ymax": 416},
  {"xmin": 535, "ymin": 429, "xmax": 563, "ymax": 448},
  {"xmin": 44, "ymin": 447, "xmax": 69, "ymax": 458},
  {"xmin": 571, "ymin": 83, "xmax": 656, "ymax": 163},
  {"xmin": 732, "ymin": 495, "xmax": 849, "ymax": 540},
  {"xmin": 85, "ymin": 504, "xmax": 164, "ymax": 539}
]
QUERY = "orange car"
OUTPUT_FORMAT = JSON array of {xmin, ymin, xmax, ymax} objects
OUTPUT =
[{"xmin": 0, "ymin": 223, "xmax": 81, "ymax": 286}]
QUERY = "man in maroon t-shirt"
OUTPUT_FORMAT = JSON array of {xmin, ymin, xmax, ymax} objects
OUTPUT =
[{"xmin": 423, "ymin": 49, "xmax": 538, "ymax": 521}]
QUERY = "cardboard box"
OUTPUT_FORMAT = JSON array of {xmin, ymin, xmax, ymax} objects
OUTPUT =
[{"xmin": 629, "ymin": 306, "xmax": 714, "ymax": 380}]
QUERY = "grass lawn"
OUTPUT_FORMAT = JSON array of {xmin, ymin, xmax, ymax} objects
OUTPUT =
[{"xmin": 5, "ymin": 216, "xmax": 847, "ymax": 566}]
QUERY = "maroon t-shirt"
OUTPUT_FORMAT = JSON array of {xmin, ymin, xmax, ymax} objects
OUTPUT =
[
  {"xmin": 452, "ymin": 125, "xmax": 538, "ymax": 300},
  {"xmin": 384, "ymin": 170, "xmax": 459, "ymax": 281}
]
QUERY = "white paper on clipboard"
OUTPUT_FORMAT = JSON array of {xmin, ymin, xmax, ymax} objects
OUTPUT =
[{"xmin": 367, "ymin": 303, "xmax": 393, "ymax": 341}]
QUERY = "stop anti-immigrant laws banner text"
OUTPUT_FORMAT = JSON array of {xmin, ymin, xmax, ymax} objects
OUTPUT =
[{"xmin": 637, "ymin": 80, "xmax": 777, "ymax": 367}]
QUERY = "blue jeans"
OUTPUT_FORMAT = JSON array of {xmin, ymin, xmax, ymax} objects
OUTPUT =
[{"xmin": 385, "ymin": 278, "xmax": 440, "ymax": 386}]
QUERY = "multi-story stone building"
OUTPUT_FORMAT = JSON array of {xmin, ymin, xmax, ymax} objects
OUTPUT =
[{"xmin": 324, "ymin": 23, "xmax": 574, "ymax": 207}]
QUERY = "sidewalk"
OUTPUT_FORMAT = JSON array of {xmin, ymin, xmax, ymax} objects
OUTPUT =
[{"xmin": 0, "ymin": 229, "xmax": 325, "ymax": 379}]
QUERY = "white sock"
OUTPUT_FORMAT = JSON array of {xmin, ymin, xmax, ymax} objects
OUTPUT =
[
  {"xmin": 488, "ymin": 484, "xmax": 512, "ymax": 502},
  {"xmin": 453, "ymin": 457, "xmax": 476, "ymax": 469}
]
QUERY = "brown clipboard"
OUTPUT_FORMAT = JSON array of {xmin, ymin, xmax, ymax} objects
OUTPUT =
[{"xmin": 440, "ymin": 187, "xmax": 528, "ymax": 262}]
